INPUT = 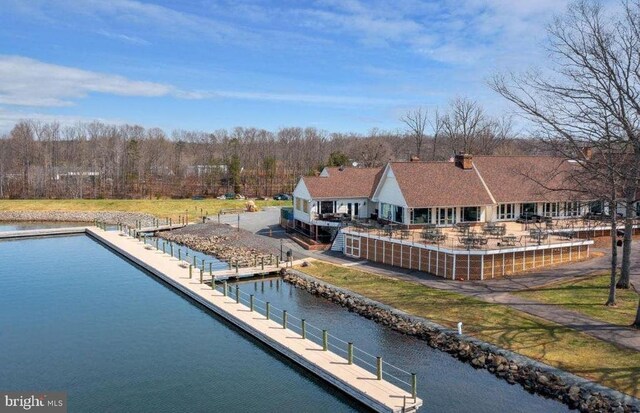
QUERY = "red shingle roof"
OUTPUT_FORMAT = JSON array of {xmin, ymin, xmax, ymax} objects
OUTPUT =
[
  {"xmin": 389, "ymin": 162, "xmax": 494, "ymax": 207},
  {"xmin": 472, "ymin": 156, "xmax": 582, "ymax": 203},
  {"xmin": 302, "ymin": 167, "xmax": 382, "ymax": 199}
]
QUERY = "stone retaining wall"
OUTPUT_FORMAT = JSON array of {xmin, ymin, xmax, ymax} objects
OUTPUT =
[
  {"xmin": 0, "ymin": 211, "xmax": 155, "ymax": 227},
  {"xmin": 283, "ymin": 270, "xmax": 639, "ymax": 413}
]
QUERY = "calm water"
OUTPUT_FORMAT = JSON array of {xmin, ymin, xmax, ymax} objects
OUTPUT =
[
  {"xmin": 232, "ymin": 279, "xmax": 570, "ymax": 413},
  {"xmin": 0, "ymin": 236, "xmax": 362, "ymax": 412},
  {"xmin": 0, "ymin": 234, "xmax": 570, "ymax": 413}
]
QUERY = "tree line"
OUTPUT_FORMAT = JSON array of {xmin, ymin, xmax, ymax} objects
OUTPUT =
[{"xmin": 0, "ymin": 97, "xmax": 533, "ymax": 200}]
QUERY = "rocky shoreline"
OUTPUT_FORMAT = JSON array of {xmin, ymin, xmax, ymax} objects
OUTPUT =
[
  {"xmin": 283, "ymin": 270, "xmax": 640, "ymax": 413},
  {"xmin": 158, "ymin": 223, "xmax": 275, "ymax": 265},
  {"xmin": 0, "ymin": 210, "xmax": 156, "ymax": 227}
]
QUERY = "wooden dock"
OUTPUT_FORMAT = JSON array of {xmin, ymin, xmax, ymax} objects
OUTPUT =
[{"xmin": 85, "ymin": 227, "xmax": 422, "ymax": 412}]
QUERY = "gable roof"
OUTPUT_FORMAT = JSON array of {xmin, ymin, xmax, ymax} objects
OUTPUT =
[
  {"xmin": 472, "ymin": 156, "xmax": 582, "ymax": 203},
  {"xmin": 301, "ymin": 167, "xmax": 382, "ymax": 199},
  {"xmin": 388, "ymin": 162, "xmax": 494, "ymax": 207}
]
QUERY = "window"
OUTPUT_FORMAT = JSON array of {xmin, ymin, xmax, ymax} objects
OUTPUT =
[
  {"xmin": 564, "ymin": 201, "xmax": 581, "ymax": 217},
  {"xmin": 395, "ymin": 206, "xmax": 404, "ymax": 223},
  {"xmin": 302, "ymin": 200, "xmax": 309, "ymax": 213},
  {"xmin": 589, "ymin": 200, "xmax": 603, "ymax": 214},
  {"xmin": 462, "ymin": 206, "xmax": 481, "ymax": 222},
  {"xmin": 381, "ymin": 203, "xmax": 392, "ymax": 220},
  {"xmin": 521, "ymin": 203, "xmax": 537, "ymax": 214},
  {"xmin": 380, "ymin": 203, "xmax": 404, "ymax": 223},
  {"xmin": 320, "ymin": 201, "xmax": 334, "ymax": 214},
  {"xmin": 354, "ymin": 203, "xmax": 359, "ymax": 217},
  {"xmin": 436, "ymin": 207, "xmax": 456, "ymax": 226},
  {"xmin": 295, "ymin": 198, "xmax": 302, "ymax": 211},
  {"xmin": 411, "ymin": 208, "xmax": 432, "ymax": 224},
  {"xmin": 497, "ymin": 203, "xmax": 515, "ymax": 220},
  {"xmin": 543, "ymin": 202, "xmax": 559, "ymax": 217}
]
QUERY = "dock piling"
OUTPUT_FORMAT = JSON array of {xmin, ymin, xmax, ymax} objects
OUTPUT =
[
  {"xmin": 250, "ymin": 295, "xmax": 254, "ymax": 311},
  {"xmin": 223, "ymin": 281, "xmax": 228, "ymax": 297},
  {"xmin": 377, "ymin": 357, "xmax": 382, "ymax": 380},
  {"xmin": 301, "ymin": 319, "xmax": 306, "ymax": 339},
  {"xmin": 189, "ymin": 264, "xmax": 192, "ymax": 279},
  {"xmin": 266, "ymin": 302, "xmax": 270, "ymax": 320},
  {"xmin": 323, "ymin": 330, "xmax": 328, "ymax": 351},
  {"xmin": 412, "ymin": 373, "xmax": 417, "ymax": 400},
  {"xmin": 282, "ymin": 310, "xmax": 287, "ymax": 328},
  {"xmin": 235, "ymin": 285, "xmax": 239, "ymax": 303}
]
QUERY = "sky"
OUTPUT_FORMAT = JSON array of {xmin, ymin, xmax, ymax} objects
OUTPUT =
[{"xmin": 0, "ymin": 0, "xmax": 575, "ymax": 134}]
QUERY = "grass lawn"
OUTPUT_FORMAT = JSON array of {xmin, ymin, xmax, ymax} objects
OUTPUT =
[
  {"xmin": 295, "ymin": 261, "xmax": 640, "ymax": 398},
  {"xmin": 515, "ymin": 274, "xmax": 638, "ymax": 326},
  {"xmin": 0, "ymin": 199, "xmax": 291, "ymax": 221}
]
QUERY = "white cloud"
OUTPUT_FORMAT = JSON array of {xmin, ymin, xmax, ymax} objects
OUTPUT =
[
  {"xmin": 0, "ymin": 55, "xmax": 405, "ymax": 109},
  {"xmin": 0, "ymin": 107, "xmax": 124, "ymax": 132},
  {"xmin": 0, "ymin": 55, "xmax": 173, "ymax": 107},
  {"xmin": 96, "ymin": 30, "xmax": 151, "ymax": 46}
]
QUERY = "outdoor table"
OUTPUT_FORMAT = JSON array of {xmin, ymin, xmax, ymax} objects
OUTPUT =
[{"xmin": 501, "ymin": 234, "xmax": 518, "ymax": 246}]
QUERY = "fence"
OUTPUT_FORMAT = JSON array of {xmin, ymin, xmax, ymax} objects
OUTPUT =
[{"xmin": 213, "ymin": 280, "xmax": 418, "ymax": 399}]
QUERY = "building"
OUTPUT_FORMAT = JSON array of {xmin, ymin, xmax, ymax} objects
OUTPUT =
[
  {"xmin": 291, "ymin": 166, "xmax": 382, "ymax": 242},
  {"xmin": 293, "ymin": 154, "xmax": 595, "ymax": 235}
]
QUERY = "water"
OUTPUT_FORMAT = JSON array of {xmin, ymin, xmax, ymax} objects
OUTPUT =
[
  {"xmin": 0, "ymin": 233, "xmax": 571, "ymax": 412},
  {"xmin": 0, "ymin": 221, "xmax": 89, "ymax": 231},
  {"xmin": 231, "ymin": 278, "xmax": 570, "ymax": 413},
  {"xmin": 0, "ymin": 236, "xmax": 363, "ymax": 412}
]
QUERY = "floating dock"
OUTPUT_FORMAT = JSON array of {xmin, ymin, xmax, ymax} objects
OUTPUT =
[{"xmin": 0, "ymin": 226, "xmax": 422, "ymax": 412}]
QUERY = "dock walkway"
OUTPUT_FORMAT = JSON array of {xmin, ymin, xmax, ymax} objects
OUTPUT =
[
  {"xmin": 86, "ymin": 227, "xmax": 422, "ymax": 412},
  {"xmin": 0, "ymin": 225, "xmax": 422, "ymax": 412}
]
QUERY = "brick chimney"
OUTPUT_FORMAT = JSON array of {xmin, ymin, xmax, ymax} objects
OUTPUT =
[
  {"xmin": 454, "ymin": 153, "xmax": 473, "ymax": 170},
  {"xmin": 581, "ymin": 146, "xmax": 593, "ymax": 160}
]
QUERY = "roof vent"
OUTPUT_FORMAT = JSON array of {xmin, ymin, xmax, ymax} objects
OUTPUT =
[{"xmin": 410, "ymin": 155, "xmax": 420, "ymax": 162}]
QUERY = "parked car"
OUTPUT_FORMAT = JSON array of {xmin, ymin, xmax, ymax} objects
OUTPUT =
[
  {"xmin": 273, "ymin": 193, "xmax": 292, "ymax": 200},
  {"xmin": 516, "ymin": 212, "xmax": 545, "ymax": 223}
]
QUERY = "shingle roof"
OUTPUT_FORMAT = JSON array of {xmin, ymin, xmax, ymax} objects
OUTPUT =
[
  {"xmin": 302, "ymin": 167, "xmax": 382, "ymax": 199},
  {"xmin": 388, "ymin": 162, "xmax": 494, "ymax": 207},
  {"xmin": 472, "ymin": 156, "xmax": 582, "ymax": 203}
]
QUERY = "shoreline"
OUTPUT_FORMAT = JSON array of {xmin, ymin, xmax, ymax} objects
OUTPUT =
[{"xmin": 282, "ymin": 269, "xmax": 640, "ymax": 413}]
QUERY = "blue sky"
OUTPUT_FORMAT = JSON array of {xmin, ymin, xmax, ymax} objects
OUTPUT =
[{"xmin": 0, "ymin": 0, "xmax": 572, "ymax": 133}]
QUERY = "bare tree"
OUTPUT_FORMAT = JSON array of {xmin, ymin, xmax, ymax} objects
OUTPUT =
[
  {"xmin": 440, "ymin": 98, "xmax": 513, "ymax": 155},
  {"xmin": 427, "ymin": 108, "xmax": 443, "ymax": 160},
  {"xmin": 400, "ymin": 108, "xmax": 428, "ymax": 159},
  {"xmin": 491, "ymin": 0, "xmax": 640, "ymax": 314}
]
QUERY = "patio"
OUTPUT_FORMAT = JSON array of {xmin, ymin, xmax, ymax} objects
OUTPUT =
[{"xmin": 346, "ymin": 219, "xmax": 595, "ymax": 252}]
